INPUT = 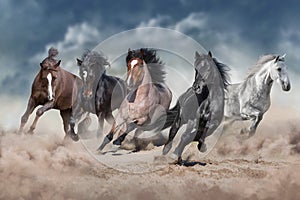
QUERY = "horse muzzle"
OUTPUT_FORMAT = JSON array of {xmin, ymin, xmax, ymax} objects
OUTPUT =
[
  {"xmin": 47, "ymin": 95, "xmax": 55, "ymax": 101},
  {"xmin": 281, "ymin": 81, "xmax": 291, "ymax": 91},
  {"xmin": 83, "ymin": 90, "xmax": 93, "ymax": 99}
]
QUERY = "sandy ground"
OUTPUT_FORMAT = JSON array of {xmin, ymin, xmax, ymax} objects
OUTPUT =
[{"xmin": 1, "ymin": 106, "xmax": 300, "ymax": 200}]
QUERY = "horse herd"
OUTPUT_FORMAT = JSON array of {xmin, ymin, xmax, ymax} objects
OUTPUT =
[{"xmin": 19, "ymin": 47, "xmax": 291, "ymax": 163}]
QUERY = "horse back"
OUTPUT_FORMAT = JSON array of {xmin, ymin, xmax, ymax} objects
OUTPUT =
[{"xmin": 95, "ymin": 74, "xmax": 127, "ymax": 112}]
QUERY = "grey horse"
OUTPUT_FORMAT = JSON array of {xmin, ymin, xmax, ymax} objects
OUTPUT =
[{"xmin": 224, "ymin": 54, "xmax": 291, "ymax": 136}]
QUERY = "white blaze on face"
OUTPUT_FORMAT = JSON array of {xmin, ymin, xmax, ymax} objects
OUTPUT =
[
  {"xmin": 82, "ymin": 71, "xmax": 87, "ymax": 81},
  {"xmin": 130, "ymin": 59, "xmax": 138, "ymax": 69},
  {"xmin": 47, "ymin": 73, "xmax": 53, "ymax": 101},
  {"xmin": 127, "ymin": 59, "xmax": 138, "ymax": 85}
]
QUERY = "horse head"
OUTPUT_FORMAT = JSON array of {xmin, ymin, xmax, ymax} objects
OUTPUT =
[
  {"xmin": 268, "ymin": 54, "xmax": 291, "ymax": 91},
  {"xmin": 39, "ymin": 58, "xmax": 60, "ymax": 101},
  {"xmin": 77, "ymin": 51, "xmax": 109, "ymax": 99},
  {"xmin": 126, "ymin": 49, "xmax": 146, "ymax": 89}
]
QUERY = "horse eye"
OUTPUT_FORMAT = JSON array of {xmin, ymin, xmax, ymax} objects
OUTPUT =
[{"xmin": 277, "ymin": 68, "xmax": 282, "ymax": 72}]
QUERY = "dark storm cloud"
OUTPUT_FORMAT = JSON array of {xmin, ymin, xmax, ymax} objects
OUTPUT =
[{"xmin": 0, "ymin": 0, "xmax": 300, "ymax": 96}]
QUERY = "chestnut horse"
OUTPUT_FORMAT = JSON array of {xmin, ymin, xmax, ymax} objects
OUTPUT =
[{"xmin": 19, "ymin": 48, "xmax": 82, "ymax": 140}]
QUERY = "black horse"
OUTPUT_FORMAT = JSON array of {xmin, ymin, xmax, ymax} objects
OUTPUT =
[
  {"xmin": 69, "ymin": 50, "xmax": 127, "ymax": 141},
  {"xmin": 162, "ymin": 51, "xmax": 230, "ymax": 163}
]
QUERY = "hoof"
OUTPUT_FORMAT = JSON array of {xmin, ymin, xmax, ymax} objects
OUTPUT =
[
  {"xmin": 112, "ymin": 138, "xmax": 122, "ymax": 146},
  {"xmin": 240, "ymin": 128, "xmax": 248, "ymax": 135},
  {"xmin": 70, "ymin": 133, "xmax": 79, "ymax": 142},
  {"xmin": 177, "ymin": 157, "xmax": 184, "ymax": 165},
  {"xmin": 26, "ymin": 130, "xmax": 34, "ymax": 135},
  {"xmin": 97, "ymin": 136, "xmax": 112, "ymax": 151},
  {"xmin": 162, "ymin": 143, "xmax": 172, "ymax": 155},
  {"xmin": 113, "ymin": 134, "xmax": 127, "ymax": 146},
  {"xmin": 197, "ymin": 141, "xmax": 207, "ymax": 152}
]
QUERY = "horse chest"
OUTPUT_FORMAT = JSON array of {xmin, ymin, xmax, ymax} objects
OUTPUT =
[{"xmin": 240, "ymin": 87, "xmax": 271, "ymax": 112}]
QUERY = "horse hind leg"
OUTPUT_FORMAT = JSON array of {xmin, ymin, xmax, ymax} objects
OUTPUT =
[{"xmin": 19, "ymin": 97, "xmax": 36, "ymax": 133}]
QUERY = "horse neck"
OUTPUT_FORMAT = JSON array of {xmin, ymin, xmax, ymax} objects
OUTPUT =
[
  {"xmin": 94, "ymin": 69, "xmax": 106, "ymax": 88},
  {"xmin": 141, "ymin": 64, "xmax": 152, "ymax": 85},
  {"xmin": 251, "ymin": 62, "xmax": 274, "ymax": 92}
]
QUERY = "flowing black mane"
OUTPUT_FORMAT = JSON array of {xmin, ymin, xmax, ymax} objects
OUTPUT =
[
  {"xmin": 212, "ymin": 57, "xmax": 231, "ymax": 90},
  {"xmin": 81, "ymin": 50, "xmax": 110, "ymax": 73},
  {"xmin": 126, "ymin": 48, "xmax": 166, "ymax": 83},
  {"xmin": 195, "ymin": 52, "xmax": 230, "ymax": 90}
]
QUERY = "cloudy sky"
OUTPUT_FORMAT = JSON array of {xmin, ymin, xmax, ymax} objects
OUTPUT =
[
  {"xmin": 1, "ymin": 0, "xmax": 300, "ymax": 130},
  {"xmin": 1, "ymin": 0, "xmax": 300, "ymax": 95}
]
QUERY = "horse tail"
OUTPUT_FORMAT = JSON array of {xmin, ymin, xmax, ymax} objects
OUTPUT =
[{"xmin": 162, "ymin": 102, "xmax": 180, "ymax": 130}]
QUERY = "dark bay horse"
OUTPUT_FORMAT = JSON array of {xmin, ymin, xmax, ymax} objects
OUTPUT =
[
  {"xmin": 69, "ymin": 50, "xmax": 127, "ymax": 141},
  {"xmin": 19, "ymin": 48, "xmax": 82, "ymax": 139},
  {"xmin": 97, "ymin": 48, "xmax": 172, "ymax": 152},
  {"xmin": 162, "ymin": 51, "xmax": 230, "ymax": 163}
]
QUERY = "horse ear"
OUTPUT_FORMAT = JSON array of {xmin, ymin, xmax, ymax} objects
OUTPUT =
[
  {"xmin": 208, "ymin": 51, "xmax": 212, "ymax": 58},
  {"xmin": 55, "ymin": 60, "xmax": 61, "ymax": 68},
  {"xmin": 128, "ymin": 48, "xmax": 131, "ymax": 53},
  {"xmin": 77, "ymin": 58, "xmax": 83, "ymax": 66},
  {"xmin": 281, "ymin": 53, "xmax": 286, "ymax": 59},
  {"xmin": 139, "ymin": 48, "xmax": 143, "ymax": 55},
  {"xmin": 195, "ymin": 51, "xmax": 200, "ymax": 58},
  {"xmin": 274, "ymin": 55, "xmax": 280, "ymax": 63}
]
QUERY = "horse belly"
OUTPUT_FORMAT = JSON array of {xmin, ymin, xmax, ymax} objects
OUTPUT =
[{"xmin": 224, "ymin": 84, "xmax": 241, "ymax": 118}]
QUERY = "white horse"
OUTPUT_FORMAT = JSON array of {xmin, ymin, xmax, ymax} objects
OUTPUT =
[{"xmin": 225, "ymin": 54, "xmax": 291, "ymax": 136}]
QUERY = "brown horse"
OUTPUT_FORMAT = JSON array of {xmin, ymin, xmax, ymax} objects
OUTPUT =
[
  {"xmin": 98, "ymin": 48, "xmax": 172, "ymax": 151},
  {"xmin": 19, "ymin": 48, "xmax": 82, "ymax": 139}
]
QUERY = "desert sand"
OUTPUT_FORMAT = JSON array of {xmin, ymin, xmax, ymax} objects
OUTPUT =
[{"xmin": 1, "ymin": 106, "xmax": 300, "ymax": 200}]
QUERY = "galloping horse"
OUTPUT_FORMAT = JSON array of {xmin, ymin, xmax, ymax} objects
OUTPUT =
[
  {"xmin": 69, "ymin": 50, "xmax": 127, "ymax": 140},
  {"xmin": 19, "ymin": 48, "xmax": 82, "ymax": 139},
  {"xmin": 162, "ymin": 51, "xmax": 230, "ymax": 163},
  {"xmin": 97, "ymin": 48, "xmax": 172, "ymax": 152},
  {"xmin": 225, "ymin": 54, "xmax": 291, "ymax": 136}
]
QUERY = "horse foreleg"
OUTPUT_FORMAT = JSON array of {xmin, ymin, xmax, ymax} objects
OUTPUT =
[
  {"xmin": 241, "ymin": 107, "xmax": 262, "ymax": 136},
  {"xmin": 105, "ymin": 112, "xmax": 115, "ymax": 125},
  {"xmin": 113, "ymin": 122, "xmax": 136, "ymax": 146},
  {"xmin": 97, "ymin": 121, "xmax": 119, "ymax": 151},
  {"xmin": 162, "ymin": 116, "xmax": 181, "ymax": 155},
  {"xmin": 27, "ymin": 115, "xmax": 40, "ymax": 134},
  {"xmin": 172, "ymin": 119, "xmax": 197, "ymax": 162},
  {"xmin": 28, "ymin": 101, "xmax": 54, "ymax": 134},
  {"xmin": 249, "ymin": 114, "xmax": 263, "ymax": 137},
  {"xmin": 69, "ymin": 103, "xmax": 85, "ymax": 140},
  {"xmin": 97, "ymin": 113, "xmax": 105, "ymax": 138},
  {"xmin": 19, "ymin": 97, "xmax": 36, "ymax": 133},
  {"xmin": 60, "ymin": 109, "xmax": 76, "ymax": 141}
]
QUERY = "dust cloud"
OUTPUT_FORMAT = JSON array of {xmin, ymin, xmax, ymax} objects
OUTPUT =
[{"xmin": 1, "ymin": 105, "xmax": 300, "ymax": 199}]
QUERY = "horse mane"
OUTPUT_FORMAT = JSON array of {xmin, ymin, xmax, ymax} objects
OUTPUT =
[
  {"xmin": 126, "ymin": 48, "xmax": 166, "ymax": 83},
  {"xmin": 81, "ymin": 50, "xmax": 110, "ymax": 72},
  {"xmin": 212, "ymin": 57, "xmax": 231, "ymax": 90},
  {"xmin": 246, "ymin": 54, "xmax": 278, "ymax": 79},
  {"xmin": 41, "ymin": 47, "xmax": 59, "ymax": 65},
  {"xmin": 194, "ymin": 52, "xmax": 231, "ymax": 90}
]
